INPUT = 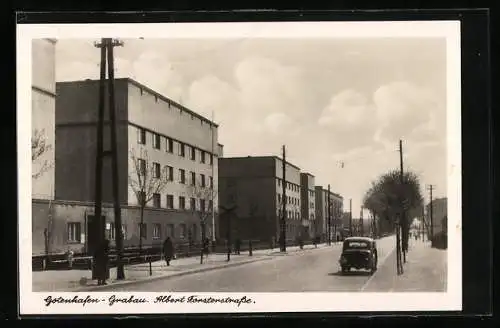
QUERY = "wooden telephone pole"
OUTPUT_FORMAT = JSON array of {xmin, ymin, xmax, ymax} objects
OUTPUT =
[
  {"xmin": 327, "ymin": 184, "xmax": 331, "ymax": 245},
  {"xmin": 396, "ymin": 139, "xmax": 405, "ymax": 274},
  {"xmin": 281, "ymin": 145, "xmax": 287, "ymax": 252},
  {"xmin": 349, "ymin": 199, "xmax": 353, "ymax": 237},
  {"xmin": 360, "ymin": 206, "xmax": 364, "ymax": 236},
  {"xmin": 93, "ymin": 38, "xmax": 125, "ymax": 280},
  {"xmin": 427, "ymin": 185, "xmax": 435, "ymax": 243}
]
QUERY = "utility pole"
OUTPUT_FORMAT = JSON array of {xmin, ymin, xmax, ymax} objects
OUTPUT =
[
  {"xmin": 349, "ymin": 199, "xmax": 353, "ymax": 237},
  {"xmin": 91, "ymin": 39, "xmax": 106, "ymax": 280},
  {"xmin": 94, "ymin": 38, "xmax": 125, "ymax": 280},
  {"xmin": 327, "ymin": 185, "xmax": 331, "ymax": 246},
  {"xmin": 281, "ymin": 145, "xmax": 287, "ymax": 252},
  {"xmin": 360, "ymin": 206, "xmax": 364, "ymax": 237},
  {"xmin": 211, "ymin": 111, "xmax": 216, "ymax": 242},
  {"xmin": 427, "ymin": 185, "xmax": 435, "ymax": 244},
  {"xmin": 397, "ymin": 139, "xmax": 405, "ymax": 274}
]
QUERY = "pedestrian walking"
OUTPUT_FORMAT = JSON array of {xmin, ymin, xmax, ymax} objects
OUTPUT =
[
  {"xmin": 163, "ymin": 237, "xmax": 174, "ymax": 266},
  {"xmin": 235, "ymin": 238, "xmax": 241, "ymax": 255},
  {"xmin": 203, "ymin": 238, "xmax": 210, "ymax": 260},
  {"xmin": 96, "ymin": 239, "xmax": 109, "ymax": 286}
]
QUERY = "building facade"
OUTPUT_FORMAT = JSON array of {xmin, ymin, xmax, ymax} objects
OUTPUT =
[
  {"xmin": 32, "ymin": 38, "xmax": 57, "ymax": 200},
  {"xmin": 426, "ymin": 197, "xmax": 447, "ymax": 237},
  {"xmin": 300, "ymin": 173, "xmax": 315, "ymax": 238},
  {"xmin": 218, "ymin": 156, "xmax": 302, "ymax": 243},
  {"xmin": 36, "ymin": 78, "xmax": 221, "ymax": 255},
  {"xmin": 314, "ymin": 187, "xmax": 344, "ymax": 242}
]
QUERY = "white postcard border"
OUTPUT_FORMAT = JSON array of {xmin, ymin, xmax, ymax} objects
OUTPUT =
[{"xmin": 17, "ymin": 20, "xmax": 462, "ymax": 315}]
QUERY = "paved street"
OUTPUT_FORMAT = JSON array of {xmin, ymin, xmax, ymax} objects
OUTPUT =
[{"xmin": 107, "ymin": 236, "xmax": 399, "ymax": 292}]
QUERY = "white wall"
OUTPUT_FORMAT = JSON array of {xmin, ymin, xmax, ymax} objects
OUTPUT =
[{"xmin": 32, "ymin": 39, "xmax": 56, "ymax": 200}]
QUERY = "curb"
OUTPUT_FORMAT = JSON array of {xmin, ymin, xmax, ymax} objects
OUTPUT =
[{"xmin": 73, "ymin": 256, "xmax": 273, "ymax": 292}]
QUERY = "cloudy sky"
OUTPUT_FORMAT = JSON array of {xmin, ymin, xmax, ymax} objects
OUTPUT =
[{"xmin": 55, "ymin": 37, "xmax": 448, "ymax": 215}]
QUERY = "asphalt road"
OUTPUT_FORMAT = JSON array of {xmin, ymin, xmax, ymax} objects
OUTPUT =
[{"xmin": 108, "ymin": 236, "xmax": 397, "ymax": 292}]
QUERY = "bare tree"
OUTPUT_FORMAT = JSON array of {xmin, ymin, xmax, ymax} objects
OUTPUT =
[
  {"xmin": 32, "ymin": 128, "xmax": 53, "ymax": 179},
  {"xmin": 129, "ymin": 148, "xmax": 170, "ymax": 251},
  {"xmin": 187, "ymin": 177, "xmax": 217, "ymax": 264}
]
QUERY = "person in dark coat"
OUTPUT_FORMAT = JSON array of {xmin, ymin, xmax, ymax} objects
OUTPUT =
[
  {"xmin": 235, "ymin": 238, "xmax": 241, "ymax": 255},
  {"xmin": 163, "ymin": 237, "xmax": 174, "ymax": 266},
  {"xmin": 202, "ymin": 238, "xmax": 210, "ymax": 260},
  {"xmin": 96, "ymin": 239, "xmax": 109, "ymax": 286}
]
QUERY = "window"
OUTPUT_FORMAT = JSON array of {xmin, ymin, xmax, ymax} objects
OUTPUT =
[
  {"xmin": 166, "ymin": 166, "xmax": 174, "ymax": 181},
  {"xmin": 138, "ymin": 223, "xmax": 147, "ymax": 238},
  {"xmin": 277, "ymin": 179, "xmax": 281, "ymax": 187},
  {"xmin": 179, "ymin": 224, "xmax": 187, "ymax": 239},
  {"xmin": 166, "ymin": 195, "xmax": 174, "ymax": 209},
  {"xmin": 138, "ymin": 159, "xmax": 146, "ymax": 176},
  {"xmin": 138, "ymin": 128, "xmax": 146, "ymax": 145},
  {"xmin": 210, "ymin": 154, "xmax": 213, "ymax": 165},
  {"xmin": 190, "ymin": 146, "xmax": 196, "ymax": 161},
  {"xmin": 179, "ymin": 143, "xmax": 185, "ymax": 157},
  {"xmin": 190, "ymin": 197, "xmax": 196, "ymax": 210},
  {"xmin": 122, "ymin": 224, "xmax": 127, "ymax": 239},
  {"xmin": 153, "ymin": 193, "xmax": 161, "ymax": 208},
  {"xmin": 67, "ymin": 222, "xmax": 81, "ymax": 243},
  {"xmin": 200, "ymin": 151, "xmax": 206, "ymax": 163},
  {"xmin": 153, "ymin": 162, "xmax": 161, "ymax": 179},
  {"xmin": 179, "ymin": 196, "xmax": 186, "ymax": 209},
  {"xmin": 209, "ymin": 200, "xmax": 213, "ymax": 212},
  {"xmin": 153, "ymin": 133, "xmax": 161, "ymax": 149},
  {"xmin": 179, "ymin": 169, "xmax": 186, "ymax": 184},
  {"xmin": 278, "ymin": 194, "xmax": 281, "ymax": 203},
  {"xmin": 200, "ymin": 199, "xmax": 206, "ymax": 212},
  {"xmin": 190, "ymin": 171, "xmax": 196, "ymax": 186},
  {"xmin": 166, "ymin": 224, "xmax": 174, "ymax": 237},
  {"xmin": 166, "ymin": 138, "xmax": 174, "ymax": 153},
  {"xmin": 108, "ymin": 222, "xmax": 115, "ymax": 240},
  {"xmin": 153, "ymin": 224, "xmax": 161, "ymax": 240},
  {"xmin": 200, "ymin": 174, "xmax": 206, "ymax": 187},
  {"xmin": 209, "ymin": 176, "xmax": 213, "ymax": 189}
]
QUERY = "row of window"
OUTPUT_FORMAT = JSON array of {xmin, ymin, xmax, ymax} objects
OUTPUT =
[
  {"xmin": 143, "ymin": 193, "xmax": 214, "ymax": 211},
  {"xmin": 137, "ymin": 159, "xmax": 213, "ymax": 188},
  {"xmin": 67, "ymin": 221, "xmax": 206, "ymax": 243},
  {"xmin": 277, "ymin": 194, "xmax": 300, "ymax": 206},
  {"xmin": 276, "ymin": 179, "xmax": 300, "ymax": 193},
  {"xmin": 138, "ymin": 128, "xmax": 214, "ymax": 165},
  {"xmin": 278, "ymin": 209, "xmax": 314, "ymax": 220}
]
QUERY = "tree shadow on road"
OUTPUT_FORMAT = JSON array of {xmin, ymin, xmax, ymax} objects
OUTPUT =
[{"xmin": 328, "ymin": 270, "xmax": 372, "ymax": 277}]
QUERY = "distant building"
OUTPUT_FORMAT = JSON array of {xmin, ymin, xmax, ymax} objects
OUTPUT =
[
  {"xmin": 315, "ymin": 187, "xmax": 343, "ymax": 242},
  {"xmin": 300, "ymin": 173, "xmax": 316, "ymax": 239},
  {"xmin": 32, "ymin": 38, "xmax": 57, "ymax": 200},
  {"xmin": 33, "ymin": 77, "xmax": 222, "ymax": 256},
  {"xmin": 218, "ymin": 156, "xmax": 302, "ymax": 243},
  {"xmin": 426, "ymin": 197, "xmax": 447, "ymax": 237}
]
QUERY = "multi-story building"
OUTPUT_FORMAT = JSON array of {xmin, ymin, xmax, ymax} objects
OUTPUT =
[
  {"xmin": 218, "ymin": 156, "xmax": 302, "ymax": 243},
  {"xmin": 426, "ymin": 197, "xmax": 447, "ymax": 237},
  {"xmin": 300, "ymin": 173, "xmax": 315, "ymax": 238},
  {"xmin": 32, "ymin": 77, "xmax": 222, "ymax": 255},
  {"xmin": 314, "ymin": 187, "xmax": 344, "ymax": 242},
  {"xmin": 32, "ymin": 39, "xmax": 57, "ymax": 200}
]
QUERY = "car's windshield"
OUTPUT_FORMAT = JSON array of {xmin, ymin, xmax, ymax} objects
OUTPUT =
[{"xmin": 344, "ymin": 240, "xmax": 370, "ymax": 250}]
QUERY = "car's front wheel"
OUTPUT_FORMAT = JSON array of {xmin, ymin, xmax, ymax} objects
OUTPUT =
[{"xmin": 341, "ymin": 266, "xmax": 349, "ymax": 274}]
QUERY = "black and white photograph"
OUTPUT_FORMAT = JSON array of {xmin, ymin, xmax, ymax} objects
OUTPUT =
[{"xmin": 18, "ymin": 20, "xmax": 461, "ymax": 314}]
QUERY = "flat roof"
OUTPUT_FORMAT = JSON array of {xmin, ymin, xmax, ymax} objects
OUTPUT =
[
  {"xmin": 57, "ymin": 78, "xmax": 219, "ymax": 128},
  {"xmin": 219, "ymin": 156, "xmax": 301, "ymax": 171},
  {"xmin": 301, "ymin": 172, "xmax": 315, "ymax": 177}
]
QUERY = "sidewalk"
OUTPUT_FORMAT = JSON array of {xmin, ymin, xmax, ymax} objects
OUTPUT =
[
  {"xmin": 33, "ymin": 243, "xmax": 330, "ymax": 292},
  {"xmin": 362, "ymin": 239, "xmax": 447, "ymax": 292}
]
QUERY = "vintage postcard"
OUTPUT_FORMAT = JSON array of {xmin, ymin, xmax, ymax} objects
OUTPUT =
[{"xmin": 18, "ymin": 20, "xmax": 461, "ymax": 315}]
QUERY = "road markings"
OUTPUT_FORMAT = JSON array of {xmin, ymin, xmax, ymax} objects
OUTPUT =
[{"xmin": 359, "ymin": 246, "xmax": 396, "ymax": 292}]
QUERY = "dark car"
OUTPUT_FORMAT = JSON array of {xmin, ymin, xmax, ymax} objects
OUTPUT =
[{"xmin": 339, "ymin": 237, "xmax": 378, "ymax": 274}]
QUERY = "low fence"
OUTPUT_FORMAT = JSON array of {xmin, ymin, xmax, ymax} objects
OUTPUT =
[{"xmin": 32, "ymin": 238, "xmax": 322, "ymax": 271}]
